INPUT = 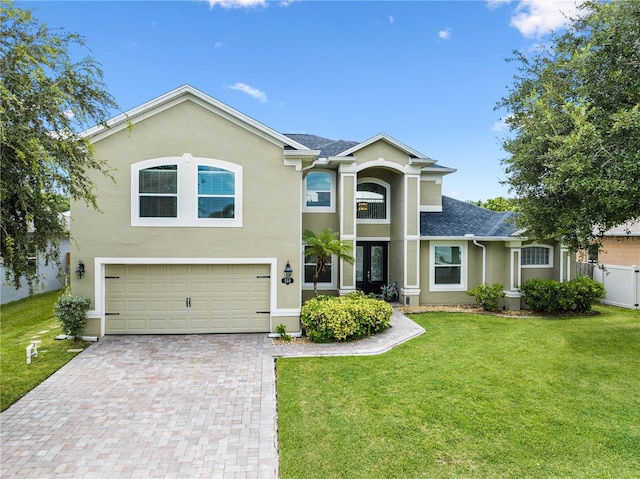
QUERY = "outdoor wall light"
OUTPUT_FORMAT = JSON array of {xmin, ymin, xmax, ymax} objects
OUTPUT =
[
  {"xmin": 76, "ymin": 261, "xmax": 85, "ymax": 279},
  {"xmin": 281, "ymin": 261, "xmax": 294, "ymax": 285}
]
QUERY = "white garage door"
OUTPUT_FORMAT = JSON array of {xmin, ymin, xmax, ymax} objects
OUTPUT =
[{"xmin": 105, "ymin": 264, "xmax": 270, "ymax": 334}]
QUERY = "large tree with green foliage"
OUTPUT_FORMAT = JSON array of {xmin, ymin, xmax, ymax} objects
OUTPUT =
[
  {"xmin": 497, "ymin": 0, "xmax": 640, "ymax": 251},
  {"xmin": 302, "ymin": 228, "xmax": 355, "ymax": 297},
  {"xmin": 1, "ymin": 2, "xmax": 117, "ymax": 290}
]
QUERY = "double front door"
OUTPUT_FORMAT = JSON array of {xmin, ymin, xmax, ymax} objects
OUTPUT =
[{"xmin": 356, "ymin": 241, "xmax": 388, "ymax": 296}]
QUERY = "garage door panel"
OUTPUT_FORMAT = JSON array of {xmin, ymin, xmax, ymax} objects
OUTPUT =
[{"xmin": 105, "ymin": 263, "xmax": 270, "ymax": 334}]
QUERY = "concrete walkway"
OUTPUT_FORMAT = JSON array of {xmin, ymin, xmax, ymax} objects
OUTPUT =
[{"xmin": 0, "ymin": 310, "xmax": 424, "ymax": 479}]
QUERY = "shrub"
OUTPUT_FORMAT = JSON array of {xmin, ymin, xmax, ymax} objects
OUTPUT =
[
  {"xmin": 54, "ymin": 294, "xmax": 92, "ymax": 341},
  {"xmin": 276, "ymin": 323, "xmax": 292, "ymax": 342},
  {"xmin": 300, "ymin": 291, "xmax": 393, "ymax": 343},
  {"xmin": 520, "ymin": 276, "xmax": 605, "ymax": 314},
  {"xmin": 467, "ymin": 283, "xmax": 506, "ymax": 312}
]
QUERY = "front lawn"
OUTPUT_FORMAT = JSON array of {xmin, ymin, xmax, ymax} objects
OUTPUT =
[
  {"xmin": 0, "ymin": 290, "xmax": 89, "ymax": 411},
  {"xmin": 277, "ymin": 306, "xmax": 640, "ymax": 478}
]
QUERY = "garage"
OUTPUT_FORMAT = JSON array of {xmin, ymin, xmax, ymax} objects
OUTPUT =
[{"xmin": 105, "ymin": 264, "xmax": 271, "ymax": 334}]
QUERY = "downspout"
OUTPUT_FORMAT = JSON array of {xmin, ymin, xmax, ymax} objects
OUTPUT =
[{"xmin": 473, "ymin": 239, "xmax": 487, "ymax": 284}]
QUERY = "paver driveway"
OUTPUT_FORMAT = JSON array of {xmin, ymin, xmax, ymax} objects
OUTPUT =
[
  {"xmin": 1, "ymin": 334, "xmax": 279, "ymax": 479},
  {"xmin": 1, "ymin": 310, "xmax": 424, "ymax": 479}
]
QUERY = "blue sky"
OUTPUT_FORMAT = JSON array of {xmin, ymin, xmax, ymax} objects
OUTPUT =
[{"xmin": 19, "ymin": 0, "xmax": 582, "ymax": 201}]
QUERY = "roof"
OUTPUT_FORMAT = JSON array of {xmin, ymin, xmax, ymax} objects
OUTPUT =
[
  {"xmin": 601, "ymin": 219, "xmax": 640, "ymax": 237},
  {"xmin": 84, "ymin": 85, "xmax": 310, "ymax": 151},
  {"xmin": 284, "ymin": 134, "xmax": 359, "ymax": 158},
  {"xmin": 421, "ymin": 196, "xmax": 519, "ymax": 239}
]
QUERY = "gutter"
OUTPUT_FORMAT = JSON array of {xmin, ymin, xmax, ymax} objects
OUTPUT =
[{"xmin": 472, "ymin": 239, "xmax": 487, "ymax": 284}]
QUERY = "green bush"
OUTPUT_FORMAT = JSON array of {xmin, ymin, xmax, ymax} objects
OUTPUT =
[
  {"xmin": 54, "ymin": 293, "xmax": 92, "ymax": 341},
  {"xmin": 520, "ymin": 276, "xmax": 605, "ymax": 314},
  {"xmin": 467, "ymin": 283, "xmax": 506, "ymax": 312},
  {"xmin": 300, "ymin": 291, "xmax": 393, "ymax": 343}
]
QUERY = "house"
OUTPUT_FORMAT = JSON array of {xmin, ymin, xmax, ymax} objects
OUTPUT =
[
  {"xmin": 1, "ymin": 211, "xmax": 71, "ymax": 305},
  {"xmin": 72, "ymin": 85, "xmax": 575, "ymax": 337},
  {"xmin": 578, "ymin": 220, "xmax": 640, "ymax": 266}
]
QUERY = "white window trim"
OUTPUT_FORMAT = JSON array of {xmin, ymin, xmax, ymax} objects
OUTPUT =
[
  {"xmin": 131, "ymin": 154, "xmax": 243, "ymax": 227},
  {"xmin": 356, "ymin": 177, "xmax": 391, "ymax": 225},
  {"xmin": 521, "ymin": 245, "xmax": 553, "ymax": 269},
  {"xmin": 302, "ymin": 247, "xmax": 337, "ymax": 290},
  {"xmin": 302, "ymin": 170, "xmax": 336, "ymax": 213},
  {"xmin": 429, "ymin": 241, "xmax": 468, "ymax": 292}
]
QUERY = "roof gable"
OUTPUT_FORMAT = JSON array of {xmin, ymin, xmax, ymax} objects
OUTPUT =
[
  {"xmin": 83, "ymin": 85, "xmax": 310, "ymax": 151},
  {"xmin": 336, "ymin": 133, "xmax": 435, "ymax": 165}
]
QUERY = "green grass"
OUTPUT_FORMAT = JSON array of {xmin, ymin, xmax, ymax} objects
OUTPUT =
[
  {"xmin": 0, "ymin": 290, "xmax": 89, "ymax": 411},
  {"xmin": 277, "ymin": 306, "xmax": 640, "ymax": 479}
]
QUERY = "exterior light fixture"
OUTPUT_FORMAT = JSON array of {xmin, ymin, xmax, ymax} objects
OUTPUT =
[
  {"xmin": 76, "ymin": 261, "xmax": 85, "ymax": 279},
  {"xmin": 281, "ymin": 261, "xmax": 294, "ymax": 285}
]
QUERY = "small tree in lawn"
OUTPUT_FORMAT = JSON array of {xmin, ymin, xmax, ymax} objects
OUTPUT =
[{"xmin": 302, "ymin": 228, "xmax": 355, "ymax": 296}]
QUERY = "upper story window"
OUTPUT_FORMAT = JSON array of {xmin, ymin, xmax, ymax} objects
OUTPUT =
[
  {"xmin": 357, "ymin": 179, "xmax": 390, "ymax": 223},
  {"xmin": 521, "ymin": 245, "xmax": 553, "ymax": 268},
  {"xmin": 132, "ymin": 154, "xmax": 242, "ymax": 227},
  {"xmin": 139, "ymin": 165, "xmax": 178, "ymax": 218},
  {"xmin": 197, "ymin": 166, "xmax": 235, "ymax": 218},
  {"xmin": 303, "ymin": 171, "xmax": 335, "ymax": 213}
]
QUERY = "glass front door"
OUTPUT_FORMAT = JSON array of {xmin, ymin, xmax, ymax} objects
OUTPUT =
[{"xmin": 356, "ymin": 242, "xmax": 388, "ymax": 295}]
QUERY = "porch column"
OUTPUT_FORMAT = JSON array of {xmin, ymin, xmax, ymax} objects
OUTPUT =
[
  {"xmin": 339, "ymin": 163, "xmax": 357, "ymax": 294},
  {"xmin": 401, "ymin": 172, "xmax": 421, "ymax": 306},
  {"xmin": 505, "ymin": 241, "xmax": 523, "ymax": 309}
]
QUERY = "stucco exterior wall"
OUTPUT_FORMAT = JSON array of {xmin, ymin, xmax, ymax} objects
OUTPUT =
[
  {"xmin": 598, "ymin": 236, "xmax": 640, "ymax": 266},
  {"xmin": 71, "ymin": 98, "xmax": 302, "ymax": 325}
]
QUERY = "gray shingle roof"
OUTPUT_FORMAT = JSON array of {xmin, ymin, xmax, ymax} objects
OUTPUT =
[
  {"xmin": 421, "ymin": 196, "xmax": 519, "ymax": 238},
  {"xmin": 284, "ymin": 134, "xmax": 359, "ymax": 158}
]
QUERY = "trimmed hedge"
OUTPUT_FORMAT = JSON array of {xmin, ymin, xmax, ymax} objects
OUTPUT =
[
  {"xmin": 300, "ymin": 291, "xmax": 393, "ymax": 343},
  {"xmin": 54, "ymin": 293, "xmax": 92, "ymax": 341},
  {"xmin": 519, "ymin": 276, "xmax": 605, "ymax": 314}
]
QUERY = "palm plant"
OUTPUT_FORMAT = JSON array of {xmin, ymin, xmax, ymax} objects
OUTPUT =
[{"xmin": 302, "ymin": 228, "xmax": 355, "ymax": 296}]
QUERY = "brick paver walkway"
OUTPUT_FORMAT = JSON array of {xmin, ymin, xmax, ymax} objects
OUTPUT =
[{"xmin": 0, "ymin": 310, "xmax": 424, "ymax": 478}]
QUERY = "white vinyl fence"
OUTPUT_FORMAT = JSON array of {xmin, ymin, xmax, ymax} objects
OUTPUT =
[{"xmin": 593, "ymin": 264, "xmax": 640, "ymax": 310}]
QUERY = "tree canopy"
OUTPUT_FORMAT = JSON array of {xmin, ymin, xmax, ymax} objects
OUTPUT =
[
  {"xmin": 1, "ymin": 2, "xmax": 117, "ymax": 290},
  {"xmin": 497, "ymin": 0, "xmax": 640, "ymax": 251},
  {"xmin": 469, "ymin": 197, "xmax": 519, "ymax": 213}
]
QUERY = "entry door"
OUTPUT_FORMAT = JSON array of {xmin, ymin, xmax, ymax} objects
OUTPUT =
[{"xmin": 356, "ymin": 242, "xmax": 388, "ymax": 295}]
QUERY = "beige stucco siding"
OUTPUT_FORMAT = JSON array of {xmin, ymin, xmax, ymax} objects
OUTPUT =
[
  {"xmin": 420, "ymin": 180, "xmax": 442, "ymax": 208},
  {"xmin": 599, "ymin": 236, "xmax": 640, "ymax": 266},
  {"xmin": 353, "ymin": 141, "xmax": 410, "ymax": 168},
  {"xmin": 71, "ymin": 98, "xmax": 301, "ymax": 328}
]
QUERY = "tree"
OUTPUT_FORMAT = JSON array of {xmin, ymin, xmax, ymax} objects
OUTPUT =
[
  {"xmin": 1, "ymin": 2, "xmax": 117, "ymax": 290},
  {"xmin": 469, "ymin": 197, "xmax": 519, "ymax": 212},
  {"xmin": 497, "ymin": 0, "xmax": 640, "ymax": 251},
  {"xmin": 302, "ymin": 228, "xmax": 355, "ymax": 297}
]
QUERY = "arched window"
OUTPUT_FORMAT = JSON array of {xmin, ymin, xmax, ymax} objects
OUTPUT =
[
  {"xmin": 132, "ymin": 154, "xmax": 242, "ymax": 227},
  {"xmin": 356, "ymin": 179, "xmax": 389, "ymax": 222}
]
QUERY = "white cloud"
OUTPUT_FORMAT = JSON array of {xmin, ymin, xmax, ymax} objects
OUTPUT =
[
  {"xmin": 486, "ymin": 0, "xmax": 512, "ymax": 10},
  {"xmin": 63, "ymin": 109, "xmax": 75, "ymax": 120},
  {"xmin": 490, "ymin": 116, "xmax": 511, "ymax": 132},
  {"xmin": 438, "ymin": 28, "xmax": 451, "ymax": 40},
  {"xmin": 207, "ymin": 0, "xmax": 266, "ymax": 8},
  {"xmin": 389, "ymin": 15, "xmax": 394, "ymax": 24},
  {"xmin": 227, "ymin": 82, "xmax": 268, "ymax": 103},
  {"xmin": 214, "ymin": 41, "xmax": 223, "ymax": 48},
  {"xmin": 490, "ymin": 0, "xmax": 583, "ymax": 37}
]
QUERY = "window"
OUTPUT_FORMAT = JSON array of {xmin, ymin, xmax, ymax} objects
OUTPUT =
[
  {"xmin": 139, "ymin": 165, "xmax": 178, "ymax": 218},
  {"xmin": 356, "ymin": 179, "xmax": 389, "ymax": 223},
  {"xmin": 303, "ymin": 246, "xmax": 335, "ymax": 288},
  {"xmin": 197, "ymin": 166, "xmax": 235, "ymax": 218},
  {"xmin": 430, "ymin": 242, "xmax": 467, "ymax": 291},
  {"xmin": 132, "ymin": 155, "xmax": 242, "ymax": 227},
  {"xmin": 521, "ymin": 245, "xmax": 553, "ymax": 267},
  {"xmin": 304, "ymin": 171, "xmax": 335, "ymax": 212}
]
